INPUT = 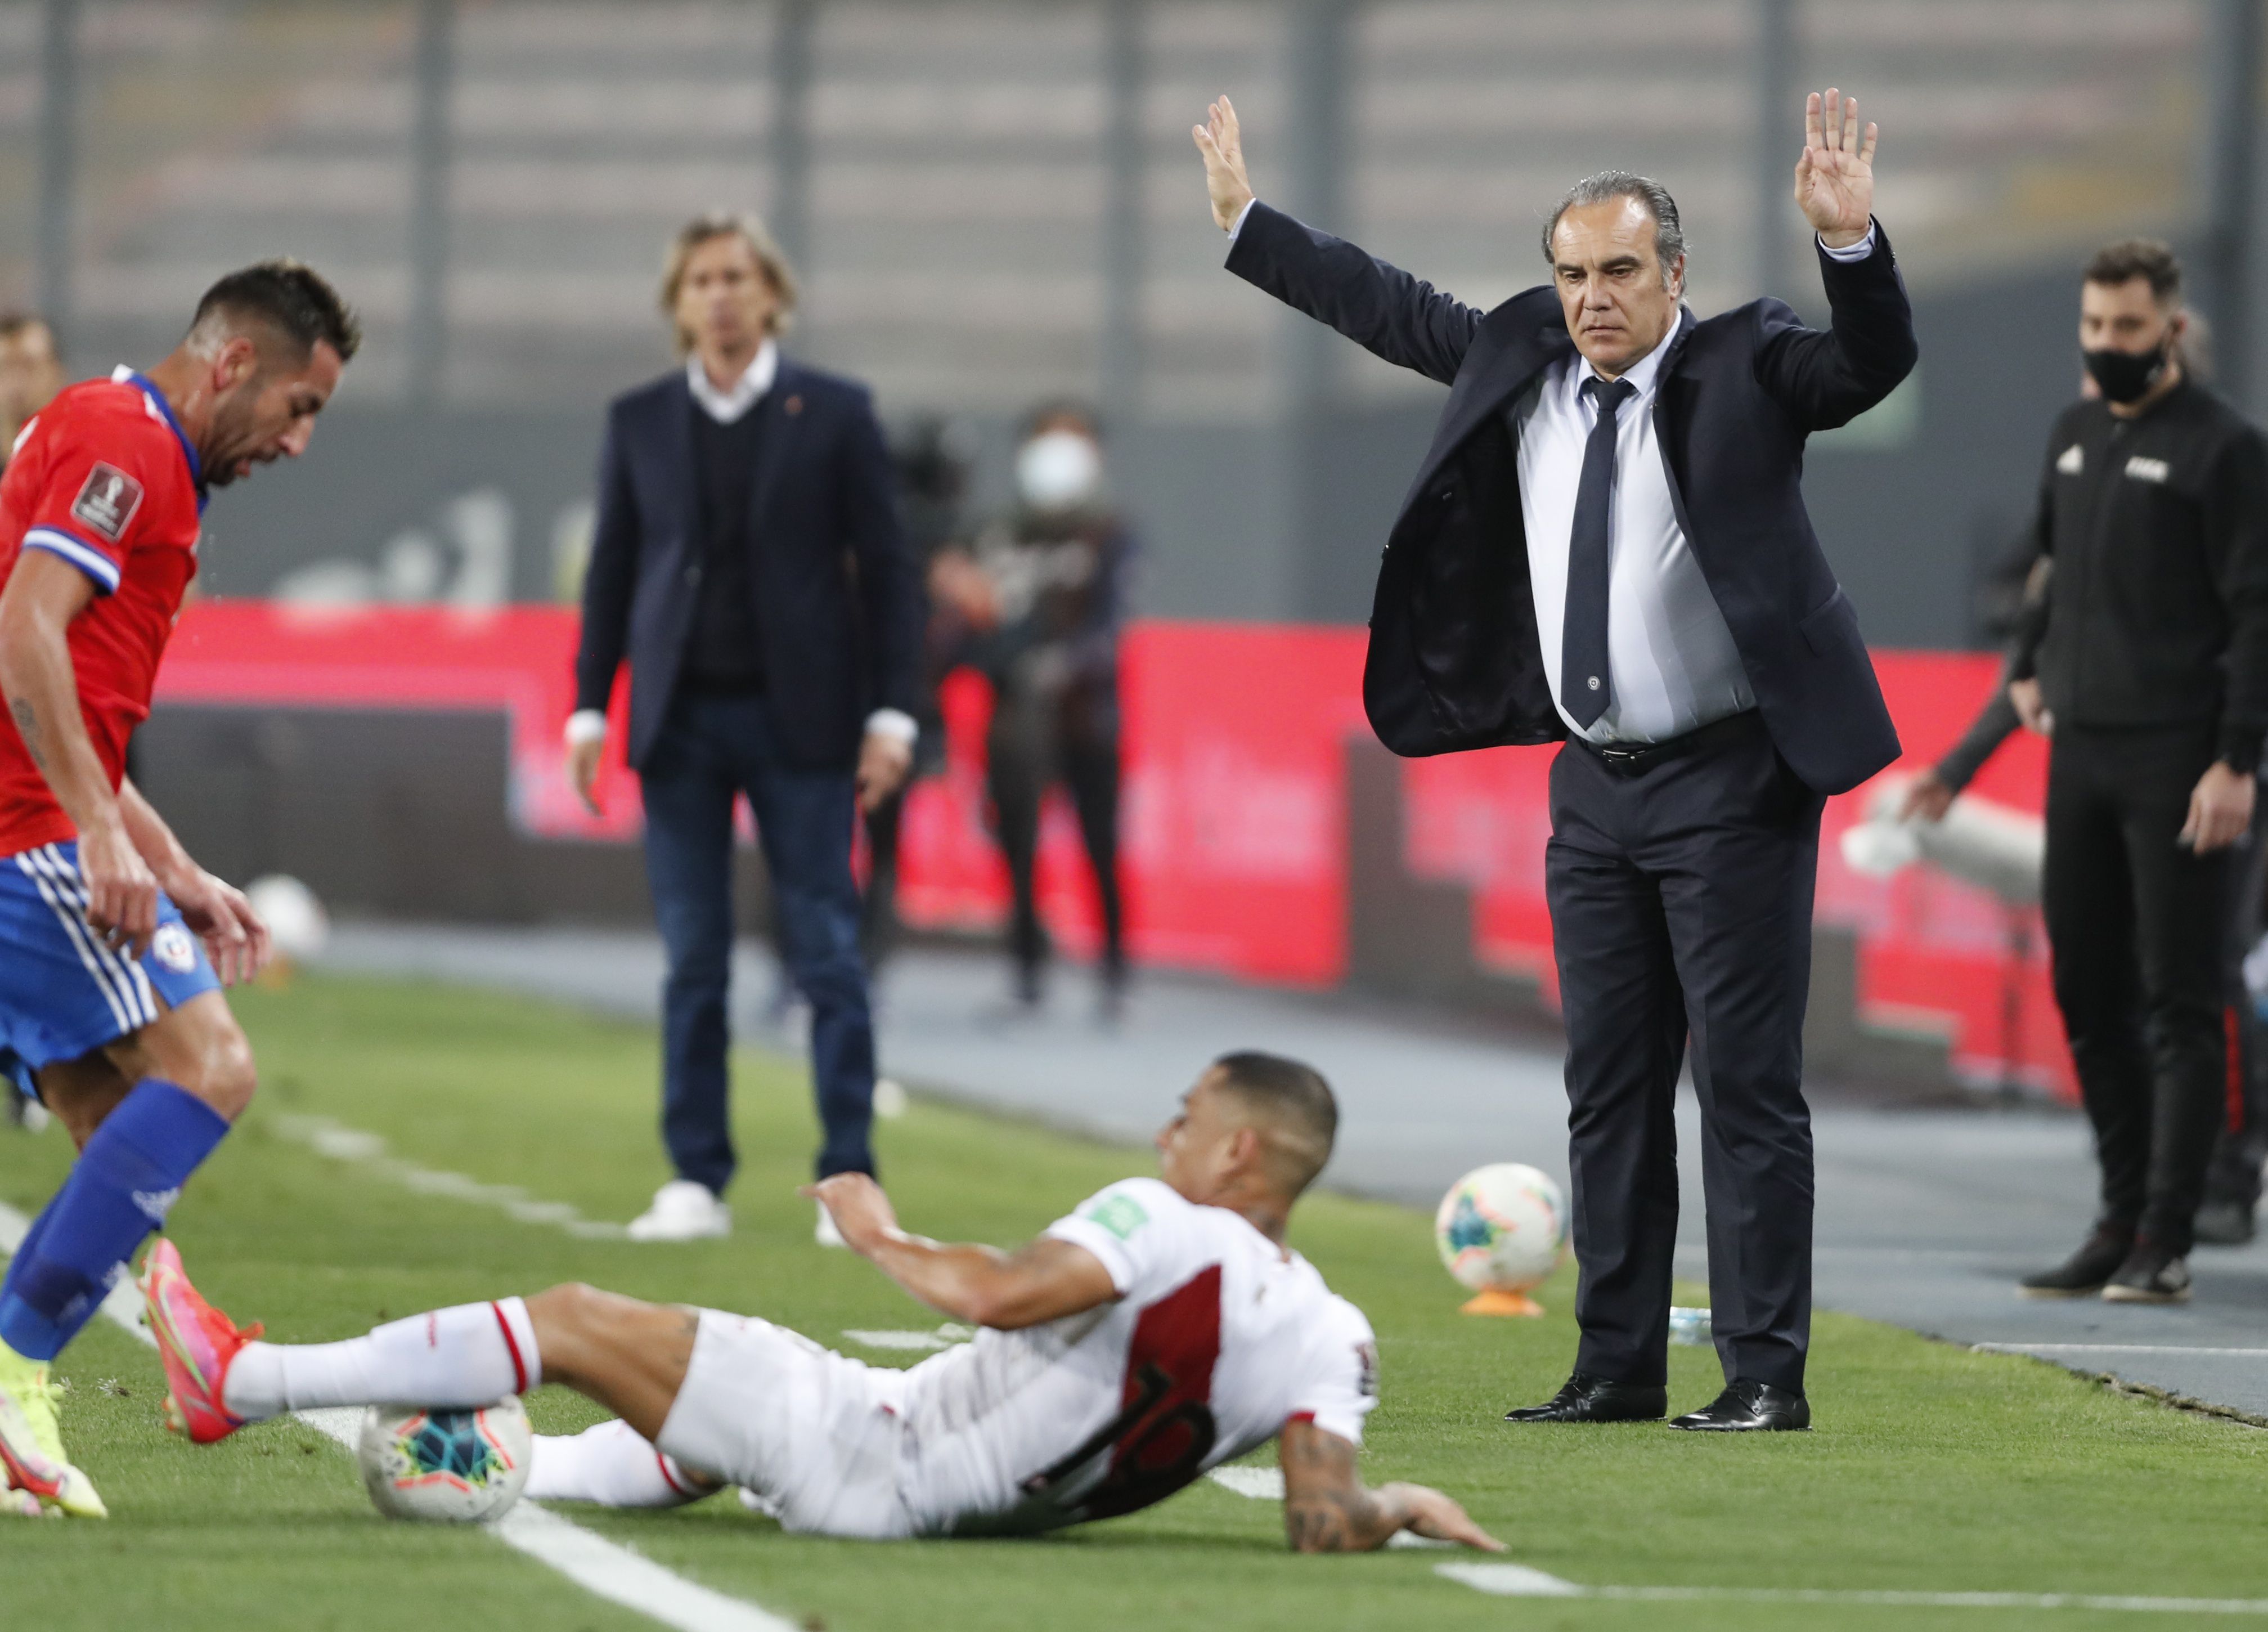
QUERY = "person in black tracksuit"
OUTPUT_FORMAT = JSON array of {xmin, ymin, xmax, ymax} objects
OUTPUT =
[
  {"xmin": 2011, "ymin": 240, "xmax": 2268, "ymax": 1303},
  {"xmin": 1905, "ymin": 553, "xmax": 2268, "ymax": 1244}
]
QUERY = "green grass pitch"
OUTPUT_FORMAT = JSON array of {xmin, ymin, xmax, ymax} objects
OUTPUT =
[{"xmin": 5, "ymin": 972, "xmax": 2267, "ymax": 1630}]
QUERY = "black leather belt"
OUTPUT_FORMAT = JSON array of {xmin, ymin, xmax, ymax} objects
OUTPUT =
[{"xmin": 1571, "ymin": 710, "xmax": 1761, "ymax": 777}]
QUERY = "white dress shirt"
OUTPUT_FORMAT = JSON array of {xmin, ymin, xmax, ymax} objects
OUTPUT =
[
  {"xmin": 564, "ymin": 336, "xmax": 918, "ymax": 752},
  {"xmin": 1512, "ymin": 324, "xmax": 1753, "ymax": 745},
  {"xmin": 685, "ymin": 339, "xmax": 778, "ymax": 424}
]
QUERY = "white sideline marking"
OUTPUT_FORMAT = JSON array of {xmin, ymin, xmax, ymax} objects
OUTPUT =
[
  {"xmin": 1203, "ymin": 1461, "xmax": 1449, "ymax": 1549},
  {"xmin": 1208, "ymin": 1464, "xmax": 1282, "ymax": 1499},
  {"xmin": 0, "ymin": 1201, "xmax": 792, "ymax": 1632},
  {"xmin": 270, "ymin": 1115, "xmax": 627, "ymax": 1238},
  {"xmin": 1439, "ymin": 1565, "xmax": 2268, "ymax": 1613},
  {"xmin": 1439, "ymin": 1563, "xmax": 1584, "ymax": 1596},
  {"xmin": 1977, "ymin": 1344, "xmax": 2268, "ymax": 1359},
  {"xmin": 841, "ymin": 1327, "xmax": 963, "ymax": 1352}
]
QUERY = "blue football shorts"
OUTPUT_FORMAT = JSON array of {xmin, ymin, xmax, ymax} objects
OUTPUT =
[{"xmin": 0, "ymin": 839, "xmax": 221, "ymax": 1099}]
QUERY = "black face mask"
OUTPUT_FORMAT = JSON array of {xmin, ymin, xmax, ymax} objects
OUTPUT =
[{"xmin": 2082, "ymin": 337, "xmax": 2170, "ymax": 405}]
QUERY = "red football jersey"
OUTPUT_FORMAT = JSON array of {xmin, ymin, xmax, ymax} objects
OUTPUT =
[{"xmin": 0, "ymin": 369, "xmax": 204, "ymax": 855}]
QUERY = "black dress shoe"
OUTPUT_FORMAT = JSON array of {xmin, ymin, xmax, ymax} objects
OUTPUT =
[
  {"xmin": 2193, "ymin": 1199, "xmax": 2257, "ymax": 1247},
  {"xmin": 2019, "ymin": 1225, "xmax": 2132, "ymax": 1298},
  {"xmin": 2101, "ymin": 1239, "xmax": 2193, "ymax": 1304},
  {"xmin": 1669, "ymin": 1380, "xmax": 1809, "ymax": 1431},
  {"xmin": 1504, "ymin": 1371, "xmax": 1666, "ymax": 1424}
]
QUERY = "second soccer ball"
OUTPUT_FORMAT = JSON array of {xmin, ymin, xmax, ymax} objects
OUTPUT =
[{"xmin": 1434, "ymin": 1163, "xmax": 1568, "ymax": 1296}]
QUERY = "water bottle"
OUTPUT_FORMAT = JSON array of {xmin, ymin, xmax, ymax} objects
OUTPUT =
[{"xmin": 1668, "ymin": 1306, "xmax": 1712, "ymax": 1346}]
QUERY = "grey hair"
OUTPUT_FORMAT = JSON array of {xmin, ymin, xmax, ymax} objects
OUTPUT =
[{"xmin": 1542, "ymin": 171, "xmax": 1687, "ymax": 283}]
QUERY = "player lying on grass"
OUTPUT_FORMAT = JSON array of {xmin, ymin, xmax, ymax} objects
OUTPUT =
[
  {"xmin": 138, "ymin": 1052, "xmax": 1503, "ymax": 1551},
  {"xmin": 0, "ymin": 262, "xmax": 357, "ymax": 1517}
]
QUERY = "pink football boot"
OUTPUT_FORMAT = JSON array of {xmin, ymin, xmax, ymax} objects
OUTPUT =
[{"xmin": 140, "ymin": 1239, "xmax": 262, "ymax": 1445}]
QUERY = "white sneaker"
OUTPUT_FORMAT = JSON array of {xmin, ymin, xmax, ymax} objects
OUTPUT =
[
  {"xmin": 815, "ymin": 1199, "xmax": 847, "ymax": 1249},
  {"xmin": 626, "ymin": 1180, "xmax": 731, "ymax": 1242}
]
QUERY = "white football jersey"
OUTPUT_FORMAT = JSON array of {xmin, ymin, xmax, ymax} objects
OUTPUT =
[{"xmin": 892, "ymin": 1177, "xmax": 1378, "ymax": 1536}]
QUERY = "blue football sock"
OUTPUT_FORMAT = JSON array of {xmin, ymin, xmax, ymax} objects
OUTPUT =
[
  {"xmin": 0, "ymin": 1080, "xmax": 228, "ymax": 1361},
  {"xmin": 0, "ymin": 1199, "xmax": 57, "ymax": 1355}
]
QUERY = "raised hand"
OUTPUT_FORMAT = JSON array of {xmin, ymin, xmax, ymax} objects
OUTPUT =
[
  {"xmin": 1192, "ymin": 95, "xmax": 1256, "ymax": 233},
  {"xmin": 1794, "ymin": 88, "xmax": 1876, "ymax": 248}
]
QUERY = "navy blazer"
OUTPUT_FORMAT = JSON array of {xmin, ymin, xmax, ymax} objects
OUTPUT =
[
  {"xmin": 1228, "ymin": 203, "xmax": 1915, "ymax": 795},
  {"xmin": 573, "ymin": 358, "xmax": 924, "ymax": 772}
]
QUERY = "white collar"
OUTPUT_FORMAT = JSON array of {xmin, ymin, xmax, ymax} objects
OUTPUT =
[
  {"xmin": 686, "ymin": 339, "xmax": 778, "ymax": 424},
  {"xmin": 1572, "ymin": 312, "xmax": 1683, "ymax": 401}
]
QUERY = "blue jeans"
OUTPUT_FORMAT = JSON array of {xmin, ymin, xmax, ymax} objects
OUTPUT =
[{"xmin": 639, "ymin": 691, "xmax": 875, "ymax": 1190}]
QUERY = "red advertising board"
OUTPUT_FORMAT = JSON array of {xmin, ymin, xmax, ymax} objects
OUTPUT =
[{"xmin": 155, "ymin": 600, "xmax": 2068, "ymax": 1094}]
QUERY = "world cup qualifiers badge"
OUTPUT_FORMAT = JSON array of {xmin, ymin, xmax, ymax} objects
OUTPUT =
[{"xmin": 71, "ymin": 462, "xmax": 145, "ymax": 541}]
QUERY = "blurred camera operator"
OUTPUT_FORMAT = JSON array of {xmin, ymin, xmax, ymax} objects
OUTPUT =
[
  {"xmin": 1998, "ymin": 241, "xmax": 2268, "ymax": 1302},
  {"xmin": 928, "ymin": 403, "xmax": 1132, "ymax": 1016}
]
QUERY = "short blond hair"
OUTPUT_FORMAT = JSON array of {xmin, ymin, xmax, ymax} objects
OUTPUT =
[{"xmin": 659, "ymin": 212, "xmax": 799, "ymax": 353}]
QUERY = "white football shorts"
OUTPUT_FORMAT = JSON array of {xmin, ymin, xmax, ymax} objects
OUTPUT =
[{"xmin": 654, "ymin": 1309, "xmax": 915, "ymax": 1539}]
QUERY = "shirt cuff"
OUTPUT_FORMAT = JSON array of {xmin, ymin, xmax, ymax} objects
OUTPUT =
[
  {"xmin": 1226, "ymin": 196, "xmax": 1257, "ymax": 243},
  {"xmin": 1818, "ymin": 222, "xmax": 1878, "ymax": 263},
  {"xmin": 2220, "ymin": 724, "xmax": 2264, "ymax": 777},
  {"xmin": 564, "ymin": 709, "xmax": 608, "ymax": 748},
  {"xmin": 864, "ymin": 709, "xmax": 918, "ymax": 747},
  {"xmin": 21, "ymin": 527, "xmax": 121, "ymax": 595}
]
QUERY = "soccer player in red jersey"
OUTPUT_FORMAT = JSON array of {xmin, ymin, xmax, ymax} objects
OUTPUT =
[{"xmin": 0, "ymin": 262, "xmax": 357, "ymax": 1516}]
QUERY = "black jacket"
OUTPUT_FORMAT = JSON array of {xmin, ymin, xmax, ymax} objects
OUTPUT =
[
  {"xmin": 1226, "ymin": 203, "xmax": 1916, "ymax": 795},
  {"xmin": 2016, "ymin": 382, "xmax": 2268, "ymax": 772},
  {"xmin": 573, "ymin": 359, "xmax": 924, "ymax": 772}
]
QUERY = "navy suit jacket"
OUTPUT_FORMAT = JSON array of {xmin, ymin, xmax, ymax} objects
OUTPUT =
[
  {"xmin": 1228, "ymin": 203, "xmax": 1915, "ymax": 795},
  {"xmin": 573, "ymin": 358, "xmax": 923, "ymax": 772}
]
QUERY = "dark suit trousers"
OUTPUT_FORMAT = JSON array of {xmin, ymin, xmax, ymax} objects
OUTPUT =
[
  {"xmin": 1547, "ymin": 712, "xmax": 1824, "ymax": 1395},
  {"xmin": 2044, "ymin": 723, "xmax": 2233, "ymax": 1254},
  {"xmin": 639, "ymin": 691, "xmax": 877, "ymax": 1191}
]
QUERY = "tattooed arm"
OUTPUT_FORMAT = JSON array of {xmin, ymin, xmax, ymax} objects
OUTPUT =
[
  {"xmin": 0, "ymin": 548, "xmax": 158, "ymax": 954},
  {"xmin": 1277, "ymin": 1417, "xmax": 1503, "ymax": 1553}
]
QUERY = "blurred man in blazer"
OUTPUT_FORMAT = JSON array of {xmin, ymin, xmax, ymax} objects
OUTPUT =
[{"xmin": 568, "ymin": 213, "xmax": 923, "ymax": 1244}]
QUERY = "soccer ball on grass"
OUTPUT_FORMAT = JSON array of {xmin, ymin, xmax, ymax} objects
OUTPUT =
[
  {"xmin": 1434, "ymin": 1162, "xmax": 1568, "ymax": 1315},
  {"xmin": 357, "ymin": 1398, "xmax": 531, "ymax": 1522}
]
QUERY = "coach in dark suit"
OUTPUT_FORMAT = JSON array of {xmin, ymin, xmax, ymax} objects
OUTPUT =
[
  {"xmin": 568, "ymin": 213, "xmax": 923, "ymax": 1244},
  {"xmin": 1197, "ymin": 89, "xmax": 1915, "ymax": 1429}
]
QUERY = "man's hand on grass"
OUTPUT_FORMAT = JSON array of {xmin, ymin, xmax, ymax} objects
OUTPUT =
[
  {"xmin": 1383, "ymin": 1482, "xmax": 1507, "ymax": 1552},
  {"xmin": 802, "ymin": 1172, "xmax": 901, "ymax": 1255}
]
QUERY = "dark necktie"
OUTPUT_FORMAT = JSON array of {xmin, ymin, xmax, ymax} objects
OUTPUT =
[{"xmin": 1561, "ymin": 374, "xmax": 1637, "ymax": 729}]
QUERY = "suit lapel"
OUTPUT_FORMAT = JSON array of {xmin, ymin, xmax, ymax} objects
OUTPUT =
[
  {"xmin": 1404, "ymin": 289, "xmax": 1572, "ymax": 503},
  {"xmin": 667, "ymin": 377, "xmax": 701, "ymax": 542},
  {"xmin": 744, "ymin": 359, "xmax": 802, "ymax": 537},
  {"xmin": 1650, "ymin": 308, "xmax": 1703, "ymax": 560}
]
